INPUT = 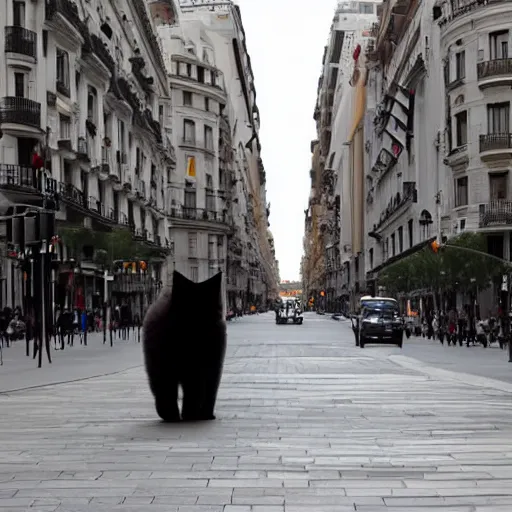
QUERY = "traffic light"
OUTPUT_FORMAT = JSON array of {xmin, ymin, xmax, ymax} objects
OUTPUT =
[{"xmin": 430, "ymin": 240, "xmax": 441, "ymax": 253}]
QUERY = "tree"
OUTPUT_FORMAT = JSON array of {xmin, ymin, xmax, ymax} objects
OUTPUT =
[
  {"xmin": 57, "ymin": 226, "xmax": 166, "ymax": 267},
  {"xmin": 378, "ymin": 232, "xmax": 507, "ymax": 297}
]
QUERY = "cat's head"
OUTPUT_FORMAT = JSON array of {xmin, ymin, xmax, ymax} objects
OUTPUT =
[{"xmin": 170, "ymin": 271, "xmax": 223, "ymax": 316}]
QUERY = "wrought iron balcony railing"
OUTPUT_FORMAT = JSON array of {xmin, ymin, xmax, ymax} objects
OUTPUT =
[
  {"xmin": 45, "ymin": 0, "xmax": 84, "ymax": 33},
  {"xmin": 0, "ymin": 164, "xmax": 37, "ymax": 190},
  {"xmin": 59, "ymin": 182, "xmax": 85, "ymax": 207},
  {"xmin": 479, "ymin": 200, "xmax": 512, "ymax": 227},
  {"xmin": 4, "ymin": 26, "xmax": 37, "ymax": 59},
  {"xmin": 87, "ymin": 196, "xmax": 117, "ymax": 221},
  {"xmin": 477, "ymin": 58, "xmax": 512, "ymax": 80},
  {"xmin": 0, "ymin": 165, "xmax": 58, "ymax": 198},
  {"xmin": 0, "ymin": 96, "xmax": 41, "ymax": 129},
  {"xmin": 169, "ymin": 207, "xmax": 227, "ymax": 224},
  {"xmin": 479, "ymin": 133, "xmax": 512, "ymax": 153}
]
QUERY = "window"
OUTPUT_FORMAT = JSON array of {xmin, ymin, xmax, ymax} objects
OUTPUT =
[
  {"xmin": 490, "ymin": 30, "xmax": 509, "ymax": 60},
  {"xmin": 140, "ymin": 208, "xmax": 146, "ymax": 230},
  {"xmin": 183, "ymin": 119, "xmax": 196, "ymax": 144},
  {"xmin": 208, "ymin": 262, "xmax": 216, "ymax": 278},
  {"xmin": 197, "ymin": 66, "xmax": 205, "ymax": 83},
  {"xmin": 158, "ymin": 105, "xmax": 164, "ymax": 129},
  {"xmin": 358, "ymin": 2, "xmax": 374, "ymax": 14},
  {"xmin": 443, "ymin": 60, "xmax": 450, "ymax": 86},
  {"xmin": 184, "ymin": 188, "xmax": 196, "ymax": 209},
  {"xmin": 455, "ymin": 111, "xmax": 468, "ymax": 147},
  {"xmin": 87, "ymin": 87, "xmax": 97, "ymax": 123},
  {"xmin": 459, "ymin": 218, "xmax": 466, "ymax": 232},
  {"xmin": 204, "ymin": 125, "xmax": 213, "ymax": 150},
  {"xmin": 13, "ymin": 1, "xmax": 25, "ymax": 27},
  {"xmin": 188, "ymin": 233, "xmax": 197, "ymax": 258},
  {"xmin": 369, "ymin": 248, "xmax": 374, "ymax": 269},
  {"xmin": 217, "ymin": 235, "xmax": 224, "ymax": 259},
  {"xmin": 487, "ymin": 102, "xmax": 510, "ymax": 134},
  {"xmin": 455, "ymin": 176, "xmax": 469, "ymax": 207},
  {"xmin": 208, "ymin": 234, "xmax": 216, "ymax": 260},
  {"xmin": 190, "ymin": 265, "xmax": 198, "ymax": 282},
  {"xmin": 205, "ymin": 97, "xmax": 210, "ymax": 111},
  {"xmin": 385, "ymin": 238, "xmax": 389, "ymax": 259},
  {"xmin": 490, "ymin": 172, "xmax": 508, "ymax": 200},
  {"xmin": 118, "ymin": 120, "xmax": 125, "ymax": 155},
  {"xmin": 59, "ymin": 114, "xmax": 71, "ymax": 139},
  {"xmin": 183, "ymin": 91, "xmax": 192, "ymax": 106},
  {"xmin": 408, "ymin": 219, "xmax": 413, "ymax": 248},
  {"xmin": 56, "ymin": 48, "xmax": 70, "ymax": 97},
  {"xmin": 219, "ymin": 168, "xmax": 226, "ymax": 190},
  {"xmin": 14, "ymin": 72, "xmax": 25, "ymax": 98},
  {"xmin": 398, "ymin": 226, "xmax": 404, "ymax": 253},
  {"xmin": 186, "ymin": 63, "xmax": 192, "ymax": 76},
  {"xmin": 455, "ymin": 51, "xmax": 465, "ymax": 80},
  {"xmin": 206, "ymin": 174, "xmax": 215, "ymax": 211},
  {"xmin": 206, "ymin": 189, "xmax": 215, "ymax": 211},
  {"xmin": 391, "ymin": 233, "xmax": 396, "ymax": 257}
]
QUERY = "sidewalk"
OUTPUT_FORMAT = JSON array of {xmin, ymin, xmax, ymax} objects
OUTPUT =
[
  {"xmin": 1, "ymin": 313, "xmax": 512, "ymax": 511},
  {"xmin": 0, "ymin": 330, "xmax": 143, "ymax": 393}
]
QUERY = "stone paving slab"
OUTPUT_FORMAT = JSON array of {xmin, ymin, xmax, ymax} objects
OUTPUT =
[
  {"xmin": 1, "ymin": 313, "xmax": 512, "ymax": 510},
  {"xmin": 0, "ymin": 331, "xmax": 142, "ymax": 393}
]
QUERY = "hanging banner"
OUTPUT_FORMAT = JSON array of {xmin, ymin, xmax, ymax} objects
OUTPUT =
[{"xmin": 186, "ymin": 156, "xmax": 196, "ymax": 177}]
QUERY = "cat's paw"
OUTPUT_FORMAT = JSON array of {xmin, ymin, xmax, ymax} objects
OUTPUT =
[
  {"xmin": 156, "ymin": 400, "xmax": 180, "ymax": 423},
  {"xmin": 181, "ymin": 412, "xmax": 216, "ymax": 422}
]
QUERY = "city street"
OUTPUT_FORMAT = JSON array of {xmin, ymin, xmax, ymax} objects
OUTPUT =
[{"xmin": 2, "ymin": 313, "xmax": 512, "ymax": 511}]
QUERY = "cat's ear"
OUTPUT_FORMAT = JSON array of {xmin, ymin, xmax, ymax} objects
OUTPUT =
[
  {"xmin": 202, "ymin": 271, "xmax": 222, "ymax": 292},
  {"xmin": 172, "ymin": 271, "xmax": 194, "ymax": 292},
  {"xmin": 199, "ymin": 272, "xmax": 223, "ymax": 301}
]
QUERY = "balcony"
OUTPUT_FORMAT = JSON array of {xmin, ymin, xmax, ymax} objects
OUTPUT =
[
  {"xmin": 0, "ymin": 97, "xmax": 41, "ymax": 133},
  {"xmin": 479, "ymin": 133, "xmax": 512, "ymax": 161},
  {"xmin": 169, "ymin": 207, "xmax": 230, "ymax": 231},
  {"xmin": 4, "ymin": 26, "xmax": 37, "ymax": 60},
  {"xmin": 87, "ymin": 197, "xmax": 116, "ymax": 222},
  {"xmin": 438, "ymin": 0, "xmax": 505, "ymax": 27},
  {"xmin": 58, "ymin": 183, "xmax": 131, "ymax": 226},
  {"xmin": 479, "ymin": 200, "xmax": 512, "ymax": 228},
  {"xmin": 477, "ymin": 58, "xmax": 512, "ymax": 89},
  {"xmin": 45, "ymin": 0, "xmax": 86, "ymax": 38},
  {"xmin": 77, "ymin": 137, "xmax": 89, "ymax": 161},
  {"xmin": 0, "ymin": 164, "xmax": 57, "ymax": 204}
]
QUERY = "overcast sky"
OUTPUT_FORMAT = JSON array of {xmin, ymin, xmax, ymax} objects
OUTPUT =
[{"xmin": 236, "ymin": 0, "xmax": 336, "ymax": 282}]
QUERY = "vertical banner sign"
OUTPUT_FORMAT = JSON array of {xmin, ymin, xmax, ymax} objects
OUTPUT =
[{"xmin": 187, "ymin": 156, "xmax": 196, "ymax": 177}]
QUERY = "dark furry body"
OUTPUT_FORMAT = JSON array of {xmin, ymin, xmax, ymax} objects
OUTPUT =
[{"xmin": 142, "ymin": 271, "xmax": 226, "ymax": 422}]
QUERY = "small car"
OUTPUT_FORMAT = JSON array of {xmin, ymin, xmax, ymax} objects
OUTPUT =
[
  {"xmin": 276, "ymin": 298, "xmax": 303, "ymax": 325},
  {"xmin": 358, "ymin": 304, "xmax": 403, "ymax": 348}
]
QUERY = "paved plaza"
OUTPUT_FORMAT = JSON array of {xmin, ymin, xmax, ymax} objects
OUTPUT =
[{"xmin": 2, "ymin": 313, "xmax": 512, "ymax": 511}]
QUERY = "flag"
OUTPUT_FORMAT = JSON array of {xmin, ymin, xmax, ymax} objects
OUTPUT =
[{"xmin": 187, "ymin": 156, "xmax": 196, "ymax": 177}]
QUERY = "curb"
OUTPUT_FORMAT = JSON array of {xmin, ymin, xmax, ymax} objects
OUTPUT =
[
  {"xmin": 389, "ymin": 354, "xmax": 512, "ymax": 393},
  {"xmin": 0, "ymin": 364, "xmax": 143, "ymax": 396}
]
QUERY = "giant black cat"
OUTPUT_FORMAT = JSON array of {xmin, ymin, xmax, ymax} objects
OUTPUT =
[{"xmin": 142, "ymin": 271, "xmax": 226, "ymax": 422}]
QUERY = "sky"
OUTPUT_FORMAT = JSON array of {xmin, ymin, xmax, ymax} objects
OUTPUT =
[{"xmin": 236, "ymin": 0, "xmax": 337, "ymax": 282}]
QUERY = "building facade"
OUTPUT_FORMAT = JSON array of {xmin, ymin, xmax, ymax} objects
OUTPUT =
[
  {"xmin": 0, "ymin": 0, "xmax": 175, "ymax": 313},
  {"xmin": 305, "ymin": 0, "xmax": 512, "ymax": 314},
  {"xmin": 364, "ymin": 0, "xmax": 444, "ymax": 296},
  {"xmin": 302, "ymin": 0, "xmax": 378, "ymax": 312},
  {"xmin": 153, "ymin": 0, "xmax": 279, "ymax": 309}
]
